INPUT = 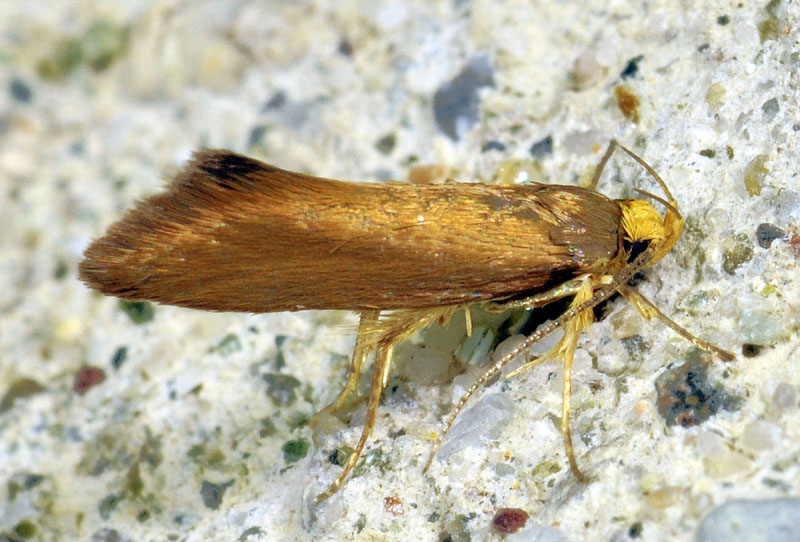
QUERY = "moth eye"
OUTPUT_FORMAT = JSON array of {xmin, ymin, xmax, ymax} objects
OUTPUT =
[{"xmin": 625, "ymin": 239, "xmax": 651, "ymax": 263}]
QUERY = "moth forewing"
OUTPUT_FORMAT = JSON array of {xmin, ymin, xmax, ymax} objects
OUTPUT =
[
  {"xmin": 79, "ymin": 141, "xmax": 734, "ymax": 501},
  {"xmin": 79, "ymin": 150, "xmax": 625, "ymax": 312}
]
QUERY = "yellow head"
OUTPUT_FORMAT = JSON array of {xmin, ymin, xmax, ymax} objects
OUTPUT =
[
  {"xmin": 610, "ymin": 142, "xmax": 684, "ymax": 268},
  {"xmin": 619, "ymin": 197, "xmax": 683, "ymax": 266}
]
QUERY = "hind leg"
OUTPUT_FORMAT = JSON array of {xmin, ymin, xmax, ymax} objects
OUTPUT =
[
  {"xmin": 316, "ymin": 343, "xmax": 394, "ymax": 502},
  {"xmin": 315, "ymin": 307, "xmax": 460, "ymax": 501},
  {"xmin": 312, "ymin": 310, "xmax": 380, "ymax": 424}
]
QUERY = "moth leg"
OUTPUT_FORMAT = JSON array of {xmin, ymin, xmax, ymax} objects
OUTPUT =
[
  {"xmin": 316, "ymin": 343, "xmax": 394, "ymax": 502},
  {"xmin": 531, "ymin": 277, "xmax": 597, "ymax": 480},
  {"xmin": 312, "ymin": 310, "xmax": 380, "ymax": 424},
  {"xmin": 315, "ymin": 307, "xmax": 457, "ymax": 501},
  {"xmin": 557, "ymin": 312, "xmax": 587, "ymax": 481},
  {"xmin": 485, "ymin": 278, "xmax": 585, "ymax": 312},
  {"xmin": 530, "ymin": 277, "xmax": 597, "ymax": 480},
  {"xmin": 485, "ymin": 277, "xmax": 588, "ymax": 381},
  {"xmin": 488, "ymin": 279, "xmax": 586, "ymax": 379},
  {"xmin": 618, "ymin": 285, "xmax": 734, "ymax": 362}
]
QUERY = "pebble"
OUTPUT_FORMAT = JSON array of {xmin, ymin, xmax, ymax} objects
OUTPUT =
[
  {"xmin": 435, "ymin": 393, "xmax": 514, "ymax": 463},
  {"xmin": 529, "ymin": 135, "xmax": 553, "ymax": 158},
  {"xmin": 773, "ymin": 190, "xmax": 800, "ymax": 223},
  {"xmin": 737, "ymin": 296, "xmax": 789, "ymax": 345},
  {"xmin": 703, "ymin": 450, "xmax": 752, "ymax": 478},
  {"xmin": 432, "ymin": 55, "xmax": 494, "ymax": 140},
  {"xmin": 740, "ymin": 420, "xmax": 781, "ymax": 452},
  {"xmin": 761, "ymin": 98, "xmax": 780, "ymax": 123},
  {"xmin": 646, "ymin": 486, "xmax": 682, "ymax": 509},
  {"xmin": 755, "ymin": 223, "xmax": 786, "ymax": 248},
  {"xmin": 696, "ymin": 498, "xmax": 800, "ymax": 542},
  {"xmin": 511, "ymin": 524, "xmax": 567, "ymax": 542},
  {"xmin": 743, "ymin": 154, "xmax": 769, "ymax": 196},
  {"xmin": 772, "ymin": 383, "xmax": 798, "ymax": 411},
  {"xmin": 706, "ymin": 83, "xmax": 726, "ymax": 109},
  {"xmin": 572, "ymin": 51, "xmax": 603, "ymax": 89}
]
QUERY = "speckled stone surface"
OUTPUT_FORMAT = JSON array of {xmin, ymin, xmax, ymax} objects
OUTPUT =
[{"xmin": 1, "ymin": 1, "xmax": 799, "ymax": 541}]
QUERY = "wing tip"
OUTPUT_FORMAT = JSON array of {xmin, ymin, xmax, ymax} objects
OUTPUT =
[{"xmin": 78, "ymin": 237, "xmax": 140, "ymax": 298}]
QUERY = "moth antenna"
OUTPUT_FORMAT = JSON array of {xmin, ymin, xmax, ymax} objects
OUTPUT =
[
  {"xmin": 588, "ymin": 139, "xmax": 620, "ymax": 189},
  {"xmin": 616, "ymin": 142, "xmax": 678, "ymax": 208},
  {"xmin": 632, "ymin": 188, "xmax": 680, "ymax": 218}
]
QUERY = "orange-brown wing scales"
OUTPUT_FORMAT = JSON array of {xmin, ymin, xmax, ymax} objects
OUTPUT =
[{"xmin": 80, "ymin": 150, "xmax": 622, "ymax": 312}]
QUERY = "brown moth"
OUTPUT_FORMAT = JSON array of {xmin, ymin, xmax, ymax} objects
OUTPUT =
[{"xmin": 80, "ymin": 141, "xmax": 733, "ymax": 501}]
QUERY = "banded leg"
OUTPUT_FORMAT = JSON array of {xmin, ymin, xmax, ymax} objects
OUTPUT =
[
  {"xmin": 485, "ymin": 278, "xmax": 586, "ymax": 312},
  {"xmin": 501, "ymin": 276, "xmax": 595, "ymax": 379},
  {"xmin": 425, "ymin": 277, "xmax": 600, "ymax": 477}
]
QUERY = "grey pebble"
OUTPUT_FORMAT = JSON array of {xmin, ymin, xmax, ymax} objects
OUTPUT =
[{"xmin": 696, "ymin": 498, "xmax": 800, "ymax": 542}]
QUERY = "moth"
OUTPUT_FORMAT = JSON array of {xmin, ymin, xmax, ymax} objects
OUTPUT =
[{"xmin": 79, "ymin": 141, "xmax": 733, "ymax": 501}]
